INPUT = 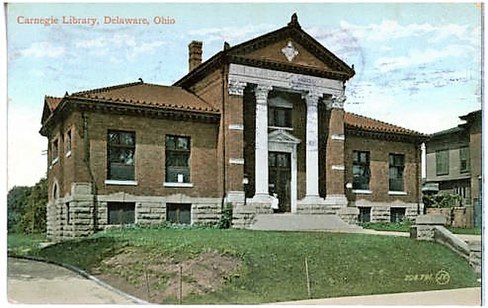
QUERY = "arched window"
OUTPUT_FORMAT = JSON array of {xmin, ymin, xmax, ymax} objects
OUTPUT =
[{"xmin": 52, "ymin": 180, "xmax": 59, "ymax": 201}]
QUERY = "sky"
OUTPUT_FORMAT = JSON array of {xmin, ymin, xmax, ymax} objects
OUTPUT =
[{"xmin": 4, "ymin": 2, "xmax": 483, "ymax": 189}]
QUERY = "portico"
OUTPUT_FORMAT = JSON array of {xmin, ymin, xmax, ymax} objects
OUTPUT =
[{"xmin": 228, "ymin": 63, "xmax": 348, "ymax": 212}]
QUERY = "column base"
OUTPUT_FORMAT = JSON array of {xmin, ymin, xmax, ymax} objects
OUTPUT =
[
  {"xmin": 324, "ymin": 194, "xmax": 348, "ymax": 207},
  {"xmin": 299, "ymin": 195, "xmax": 326, "ymax": 205},
  {"xmin": 251, "ymin": 193, "xmax": 273, "ymax": 203}
]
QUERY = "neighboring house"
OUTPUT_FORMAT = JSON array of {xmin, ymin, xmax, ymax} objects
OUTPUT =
[
  {"xmin": 424, "ymin": 109, "xmax": 482, "ymax": 225},
  {"xmin": 40, "ymin": 14, "xmax": 426, "ymax": 240}
]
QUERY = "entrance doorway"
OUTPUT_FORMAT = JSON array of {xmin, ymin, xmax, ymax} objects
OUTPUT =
[{"xmin": 269, "ymin": 152, "xmax": 291, "ymax": 212}]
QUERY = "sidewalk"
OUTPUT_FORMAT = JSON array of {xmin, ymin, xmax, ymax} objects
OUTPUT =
[
  {"xmin": 329, "ymin": 228, "xmax": 482, "ymax": 243},
  {"xmin": 7, "ymin": 257, "xmax": 140, "ymax": 304},
  {"xmin": 273, "ymin": 287, "xmax": 482, "ymax": 305}
]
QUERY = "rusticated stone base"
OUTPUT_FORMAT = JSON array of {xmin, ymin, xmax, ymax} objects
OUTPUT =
[
  {"xmin": 352, "ymin": 199, "xmax": 420, "ymax": 222},
  {"xmin": 46, "ymin": 183, "xmax": 222, "ymax": 241}
]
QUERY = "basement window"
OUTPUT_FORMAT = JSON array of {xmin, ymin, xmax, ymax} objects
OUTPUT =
[
  {"xmin": 166, "ymin": 203, "xmax": 191, "ymax": 224},
  {"xmin": 108, "ymin": 202, "xmax": 135, "ymax": 225},
  {"xmin": 65, "ymin": 202, "xmax": 71, "ymax": 225},
  {"xmin": 390, "ymin": 208, "xmax": 406, "ymax": 223},
  {"xmin": 358, "ymin": 207, "xmax": 371, "ymax": 223}
]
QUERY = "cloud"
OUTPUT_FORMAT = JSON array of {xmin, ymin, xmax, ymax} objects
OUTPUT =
[
  {"xmin": 74, "ymin": 34, "xmax": 167, "ymax": 61},
  {"xmin": 339, "ymin": 20, "xmax": 469, "ymax": 43},
  {"xmin": 187, "ymin": 24, "xmax": 275, "ymax": 44},
  {"xmin": 374, "ymin": 45, "xmax": 473, "ymax": 73},
  {"xmin": 20, "ymin": 42, "xmax": 65, "ymax": 58}
]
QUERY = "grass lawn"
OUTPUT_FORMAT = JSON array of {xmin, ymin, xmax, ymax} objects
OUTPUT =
[
  {"xmin": 7, "ymin": 233, "xmax": 47, "ymax": 255},
  {"xmin": 10, "ymin": 227, "xmax": 479, "ymax": 304}
]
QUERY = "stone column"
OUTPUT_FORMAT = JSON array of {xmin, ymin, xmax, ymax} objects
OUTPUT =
[
  {"xmin": 325, "ymin": 94, "xmax": 347, "ymax": 206},
  {"xmin": 253, "ymin": 84, "xmax": 273, "ymax": 200},
  {"xmin": 304, "ymin": 91, "xmax": 322, "ymax": 199}
]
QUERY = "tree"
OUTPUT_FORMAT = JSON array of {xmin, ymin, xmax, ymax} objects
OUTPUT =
[
  {"xmin": 17, "ymin": 178, "xmax": 48, "ymax": 234},
  {"xmin": 7, "ymin": 186, "xmax": 31, "ymax": 232}
]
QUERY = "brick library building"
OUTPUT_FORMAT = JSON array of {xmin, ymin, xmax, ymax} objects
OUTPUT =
[{"xmin": 40, "ymin": 14, "xmax": 427, "ymax": 240}]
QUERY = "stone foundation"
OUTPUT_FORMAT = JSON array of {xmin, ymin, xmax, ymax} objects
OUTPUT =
[
  {"xmin": 47, "ymin": 183, "xmax": 222, "ymax": 241},
  {"xmin": 353, "ymin": 199, "xmax": 420, "ymax": 222}
]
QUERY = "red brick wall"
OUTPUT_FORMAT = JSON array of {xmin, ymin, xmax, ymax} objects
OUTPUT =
[
  {"xmin": 55, "ymin": 110, "xmax": 220, "ymax": 198},
  {"xmin": 188, "ymin": 68, "xmax": 225, "ymax": 197},
  {"xmin": 326, "ymin": 108, "xmax": 345, "ymax": 195},
  {"xmin": 345, "ymin": 134, "xmax": 421, "ymax": 203}
]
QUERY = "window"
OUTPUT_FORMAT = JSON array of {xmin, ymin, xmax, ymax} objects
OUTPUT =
[
  {"xmin": 65, "ymin": 203, "xmax": 70, "ymax": 225},
  {"xmin": 390, "ymin": 208, "xmax": 406, "ymax": 223},
  {"xmin": 358, "ymin": 207, "xmax": 371, "ymax": 223},
  {"xmin": 459, "ymin": 147, "xmax": 470, "ymax": 173},
  {"xmin": 436, "ymin": 150, "xmax": 449, "ymax": 176},
  {"xmin": 454, "ymin": 186, "xmax": 470, "ymax": 203},
  {"xmin": 66, "ymin": 129, "xmax": 72, "ymax": 156},
  {"xmin": 108, "ymin": 202, "xmax": 135, "ymax": 225},
  {"xmin": 52, "ymin": 138, "xmax": 59, "ymax": 163},
  {"xmin": 166, "ymin": 203, "xmax": 191, "ymax": 224},
  {"xmin": 107, "ymin": 130, "xmax": 135, "ymax": 181},
  {"xmin": 389, "ymin": 154, "xmax": 405, "ymax": 192},
  {"xmin": 268, "ymin": 106, "xmax": 292, "ymax": 128},
  {"xmin": 352, "ymin": 151, "xmax": 370, "ymax": 190},
  {"xmin": 165, "ymin": 135, "xmax": 191, "ymax": 183}
]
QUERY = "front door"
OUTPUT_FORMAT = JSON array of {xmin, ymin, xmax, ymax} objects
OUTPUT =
[{"xmin": 268, "ymin": 152, "xmax": 291, "ymax": 212}]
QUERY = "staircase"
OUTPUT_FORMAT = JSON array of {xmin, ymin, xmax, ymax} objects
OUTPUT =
[{"xmin": 247, "ymin": 213, "xmax": 362, "ymax": 231}]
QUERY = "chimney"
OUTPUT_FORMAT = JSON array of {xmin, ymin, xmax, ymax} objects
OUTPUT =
[{"xmin": 188, "ymin": 41, "xmax": 203, "ymax": 72}]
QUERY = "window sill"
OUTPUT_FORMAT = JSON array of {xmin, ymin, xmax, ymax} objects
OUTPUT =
[
  {"xmin": 105, "ymin": 180, "xmax": 138, "ymax": 186},
  {"xmin": 164, "ymin": 182, "xmax": 194, "ymax": 188},
  {"xmin": 65, "ymin": 151, "xmax": 71, "ymax": 158},
  {"xmin": 389, "ymin": 191, "xmax": 407, "ymax": 196},
  {"xmin": 268, "ymin": 126, "xmax": 293, "ymax": 131},
  {"xmin": 352, "ymin": 189, "xmax": 372, "ymax": 194}
]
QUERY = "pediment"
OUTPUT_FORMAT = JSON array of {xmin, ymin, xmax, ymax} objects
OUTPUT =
[
  {"xmin": 226, "ymin": 19, "xmax": 355, "ymax": 80},
  {"xmin": 232, "ymin": 38, "xmax": 334, "ymax": 72},
  {"xmin": 268, "ymin": 129, "xmax": 301, "ymax": 144}
]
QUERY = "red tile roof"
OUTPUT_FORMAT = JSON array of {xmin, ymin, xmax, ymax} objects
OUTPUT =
[
  {"xmin": 69, "ymin": 81, "xmax": 219, "ymax": 114},
  {"xmin": 45, "ymin": 96, "xmax": 62, "ymax": 111},
  {"xmin": 344, "ymin": 112, "xmax": 425, "ymax": 137}
]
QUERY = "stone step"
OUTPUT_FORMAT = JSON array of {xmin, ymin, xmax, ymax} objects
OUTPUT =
[{"xmin": 248, "ymin": 214, "xmax": 362, "ymax": 231}]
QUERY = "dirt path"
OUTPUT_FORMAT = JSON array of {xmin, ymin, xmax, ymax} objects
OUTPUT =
[{"xmin": 7, "ymin": 257, "xmax": 138, "ymax": 304}]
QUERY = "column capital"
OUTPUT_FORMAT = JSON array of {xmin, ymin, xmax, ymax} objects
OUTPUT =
[
  {"xmin": 254, "ymin": 84, "xmax": 273, "ymax": 103},
  {"xmin": 326, "ymin": 94, "xmax": 346, "ymax": 110},
  {"xmin": 302, "ymin": 91, "xmax": 323, "ymax": 106},
  {"xmin": 228, "ymin": 79, "xmax": 247, "ymax": 96}
]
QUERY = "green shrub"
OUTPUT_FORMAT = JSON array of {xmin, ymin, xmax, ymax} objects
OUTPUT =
[
  {"xmin": 424, "ymin": 193, "xmax": 462, "ymax": 208},
  {"xmin": 16, "ymin": 178, "xmax": 48, "ymax": 234},
  {"xmin": 217, "ymin": 203, "xmax": 233, "ymax": 229}
]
